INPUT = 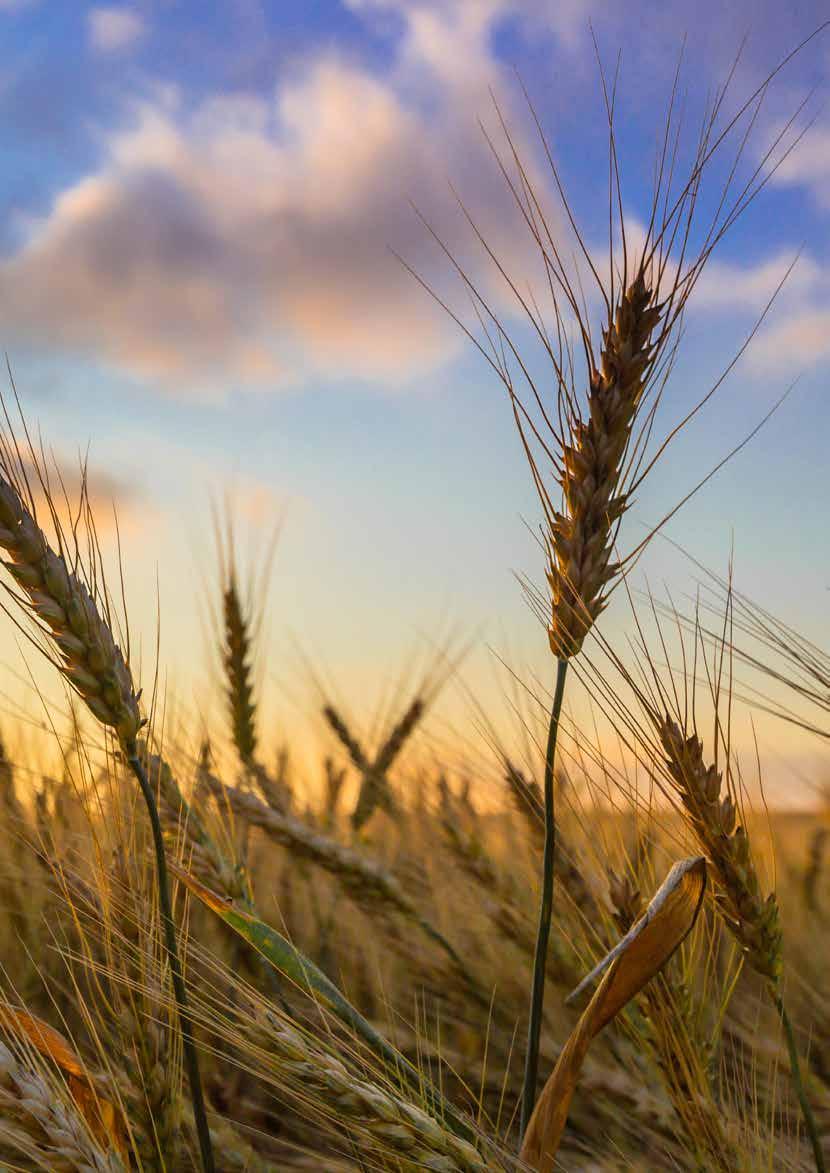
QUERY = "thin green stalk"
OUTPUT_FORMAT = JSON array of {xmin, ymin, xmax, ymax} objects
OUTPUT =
[
  {"xmin": 520, "ymin": 657, "xmax": 569, "ymax": 1140},
  {"xmin": 129, "ymin": 754, "xmax": 216, "ymax": 1173},
  {"xmin": 773, "ymin": 992, "xmax": 825, "ymax": 1173}
]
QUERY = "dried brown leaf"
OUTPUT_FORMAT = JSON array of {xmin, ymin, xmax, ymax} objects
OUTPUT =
[{"xmin": 521, "ymin": 857, "xmax": 707, "ymax": 1172}]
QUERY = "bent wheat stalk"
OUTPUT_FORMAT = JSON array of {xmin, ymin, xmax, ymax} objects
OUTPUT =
[
  {"xmin": 519, "ymin": 256, "xmax": 674, "ymax": 1132},
  {"xmin": 0, "ymin": 436, "xmax": 215, "ymax": 1173}
]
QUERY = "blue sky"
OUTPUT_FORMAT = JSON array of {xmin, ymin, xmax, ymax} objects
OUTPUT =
[{"xmin": 0, "ymin": 1, "xmax": 828, "ymax": 801}]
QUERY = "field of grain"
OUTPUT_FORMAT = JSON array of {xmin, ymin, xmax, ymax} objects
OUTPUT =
[{"xmin": 0, "ymin": 17, "xmax": 827, "ymax": 1173}]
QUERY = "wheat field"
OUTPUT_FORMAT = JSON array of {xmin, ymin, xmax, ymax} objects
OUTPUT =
[{"xmin": 0, "ymin": 19, "xmax": 826, "ymax": 1173}]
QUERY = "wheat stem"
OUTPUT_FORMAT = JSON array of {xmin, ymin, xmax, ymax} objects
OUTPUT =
[
  {"xmin": 127, "ymin": 753, "xmax": 215, "ymax": 1173},
  {"xmin": 774, "ymin": 993, "xmax": 826, "ymax": 1173},
  {"xmin": 520, "ymin": 656, "xmax": 568, "ymax": 1139}
]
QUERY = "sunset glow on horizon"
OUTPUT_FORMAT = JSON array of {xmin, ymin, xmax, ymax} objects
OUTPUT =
[{"xmin": 0, "ymin": 0, "xmax": 828, "ymax": 807}]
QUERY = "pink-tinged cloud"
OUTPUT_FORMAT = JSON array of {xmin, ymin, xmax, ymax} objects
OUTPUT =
[
  {"xmin": 769, "ymin": 121, "xmax": 830, "ymax": 206},
  {"xmin": 690, "ymin": 250, "xmax": 830, "ymax": 377},
  {"xmin": 694, "ymin": 252, "xmax": 822, "ymax": 312},
  {"xmin": 746, "ymin": 308, "xmax": 830, "ymax": 375},
  {"xmin": 0, "ymin": 6, "xmax": 561, "ymax": 399},
  {"xmin": 16, "ymin": 453, "xmax": 149, "ymax": 539},
  {"xmin": 87, "ymin": 6, "xmax": 146, "ymax": 54}
]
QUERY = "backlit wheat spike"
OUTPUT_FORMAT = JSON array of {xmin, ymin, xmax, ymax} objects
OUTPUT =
[
  {"xmin": 323, "ymin": 704, "xmax": 370, "ymax": 773},
  {"xmin": 659, "ymin": 718, "xmax": 782, "ymax": 985},
  {"xmin": 0, "ymin": 436, "xmax": 214, "ymax": 1170},
  {"xmin": 351, "ymin": 696, "xmax": 424, "ymax": 830},
  {"xmin": 0, "ymin": 1039, "xmax": 123, "ymax": 1171},
  {"xmin": 547, "ymin": 268, "xmax": 663, "ymax": 658},
  {"xmin": 223, "ymin": 569, "xmax": 258, "ymax": 768},
  {"xmin": 372, "ymin": 696, "xmax": 424, "ymax": 779},
  {"xmin": 324, "ymin": 696, "xmax": 423, "ymax": 830},
  {"xmin": 0, "ymin": 474, "xmax": 141, "ymax": 748},
  {"xmin": 203, "ymin": 995, "xmax": 499, "ymax": 1173}
]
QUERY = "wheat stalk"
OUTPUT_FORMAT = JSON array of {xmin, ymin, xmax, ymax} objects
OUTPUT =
[
  {"xmin": 0, "ymin": 432, "xmax": 215, "ymax": 1173},
  {"xmin": 403, "ymin": 35, "xmax": 819, "ymax": 1133}
]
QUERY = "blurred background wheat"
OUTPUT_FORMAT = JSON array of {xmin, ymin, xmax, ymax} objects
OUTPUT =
[{"xmin": 0, "ymin": 7, "xmax": 827, "ymax": 1172}]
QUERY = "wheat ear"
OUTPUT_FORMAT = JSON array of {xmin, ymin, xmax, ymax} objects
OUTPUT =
[
  {"xmin": 548, "ymin": 269, "xmax": 663, "ymax": 656},
  {"xmin": 658, "ymin": 718, "xmax": 824, "ymax": 1172},
  {"xmin": 0, "ymin": 454, "xmax": 215, "ymax": 1173},
  {"xmin": 196, "ymin": 992, "xmax": 498, "ymax": 1173},
  {"xmin": 0, "ymin": 1039, "xmax": 123, "ymax": 1171},
  {"xmin": 323, "ymin": 697, "xmax": 424, "ymax": 830},
  {"xmin": 351, "ymin": 696, "xmax": 424, "ymax": 829},
  {"xmin": 0, "ymin": 477, "xmax": 141, "ymax": 744},
  {"xmin": 200, "ymin": 770, "xmax": 487, "ymax": 1007},
  {"xmin": 222, "ymin": 570, "xmax": 258, "ymax": 768}
]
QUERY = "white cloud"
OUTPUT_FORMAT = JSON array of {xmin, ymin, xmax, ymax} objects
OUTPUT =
[
  {"xmin": 0, "ymin": 6, "xmax": 560, "ymax": 396},
  {"xmin": 88, "ymin": 6, "xmax": 146, "ymax": 54}
]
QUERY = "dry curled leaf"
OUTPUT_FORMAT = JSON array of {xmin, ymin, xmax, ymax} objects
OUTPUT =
[{"xmin": 521, "ymin": 856, "xmax": 707, "ymax": 1172}]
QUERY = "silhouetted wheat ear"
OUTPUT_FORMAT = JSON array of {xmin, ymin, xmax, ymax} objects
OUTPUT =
[
  {"xmin": 373, "ymin": 697, "xmax": 424, "ymax": 777},
  {"xmin": 659, "ymin": 718, "xmax": 782, "ymax": 985},
  {"xmin": 804, "ymin": 826, "xmax": 828, "ymax": 912},
  {"xmin": 0, "ymin": 477, "xmax": 141, "ymax": 749},
  {"xmin": 322, "ymin": 704, "xmax": 369, "ymax": 772},
  {"xmin": 323, "ymin": 755, "xmax": 346, "ymax": 820},
  {"xmin": 352, "ymin": 696, "xmax": 423, "ymax": 829},
  {"xmin": 549, "ymin": 269, "xmax": 662, "ymax": 659},
  {"xmin": 505, "ymin": 760, "xmax": 543, "ymax": 838},
  {"xmin": 223, "ymin": 572, "xmax": 258, "ymax": 766}
]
